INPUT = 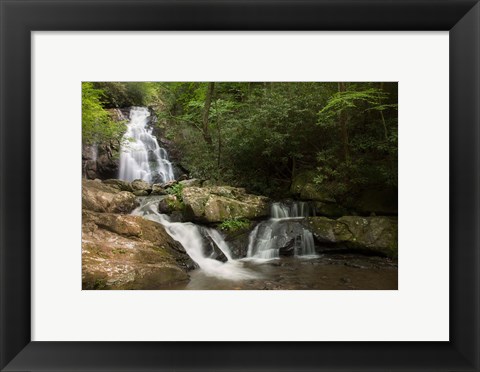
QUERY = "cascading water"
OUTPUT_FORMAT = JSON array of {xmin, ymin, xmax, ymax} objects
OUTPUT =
[
  {"xmin": 247, "ymin": 201, "xmax": 317, "ymax": 259},
  {"xmin": 132, "ymin": 197, "xmax": 256, "ymax": 280},
  {"xmin": 119, "ymin": 107, "xmax": 175, "ymax": 183}
]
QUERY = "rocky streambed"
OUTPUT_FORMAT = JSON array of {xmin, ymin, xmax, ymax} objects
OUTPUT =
[
  {"xmin": 82, "ymin": 178, "xmax": 398, "ymax": 290},
  {"xmin": 175, "ymin": 254, "xmax": 398, "ymax": 290}
]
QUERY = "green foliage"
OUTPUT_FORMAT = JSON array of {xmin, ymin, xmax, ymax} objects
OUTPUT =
[
  {"xmin": 82, "ymin": 81, "xmax": 398, "ymax": 203},
  {"xmin": 313, "ymin": 83, "xmax": 398, "ymax": 198},
  {"xmin": 166, "ymin": 183, "xmax": 184, "ymax": 202},
  {"xmin": 219, "ymin": 218, "xmax": 250, "ymax": 232},
  {"xmin": 318, "ymin": 87, "xmax": 390, "ymax": 124},
  {"xmin": 92, "ymin": 82, "xmax": 162, "ymax": 108},
  {"xmin": 82, "ymin": 82, "xmax": 126, "ymax": 145}
]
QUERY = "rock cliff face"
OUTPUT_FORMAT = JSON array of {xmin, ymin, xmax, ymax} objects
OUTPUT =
[
  {"xmin": 82, "ymin": 108, "xmax": 128, "ymax": 180},
  {"xmin": 82, "ymin": 179, "xmax": 195, "ymax": 289}
]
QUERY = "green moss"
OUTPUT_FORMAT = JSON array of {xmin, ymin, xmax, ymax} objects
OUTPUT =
[{"xmin": 219, "ymin": 218, "xmax": 250, "ymax": 232}]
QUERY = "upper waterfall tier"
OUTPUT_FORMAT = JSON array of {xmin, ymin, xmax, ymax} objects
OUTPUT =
[{"xmin": 118, "ymin": 107, "xmax": 175, "ymax": 184}]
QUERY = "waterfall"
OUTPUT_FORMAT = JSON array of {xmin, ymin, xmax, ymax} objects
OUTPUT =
[
  {"xmin": 132, "ymin": 197, "xmax": 256, "ymax": 280},
  {"xmin": 118, "ymin": 107, "xmax": 175, "ymax": 184},
  {"xmin": 271, "ymin": 201, "xmax": 315, "ymax": 218},
  {"xmin": 247, "ymin": 201, "xmax": 317, "ymax": 259}
]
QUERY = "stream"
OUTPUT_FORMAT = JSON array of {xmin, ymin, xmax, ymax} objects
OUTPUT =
[{"xmin": 120, "ymin": 106, "xmax": 398, "ymax": 290}]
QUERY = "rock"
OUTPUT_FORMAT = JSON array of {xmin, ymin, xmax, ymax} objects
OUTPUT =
[
  {"xmin": 313, "ymin": 201, "xmax": 349, "ymax": 217},
  {"xmin": 162, "ymin": 180, "xmax": 178, "ymax": 189},
  {"xmin": 177, "ymin": 174, "xmax": 189, "ymax": 181},
  {"xmin": 133, "ymin": 190, "xmax": 150, "ymax": 196},
  {"xmin": 131, "ymin": 179, "xmax": 152, "ymax": 195},
  {"xmin": 302, "ymin": 216, "xmax": 398, "ymax": 258},
  {"xmin": 82, "ymin": 145, "xmax": 98, "ymax": 179},
  {"xmin": 199, "ymin": 228, "xmax": 228, "ymax": 262},
  {"xmin": 290, "ymin": 170, "xmax": 336, "ymax": 202},
  {"xmin": 202, "ymin": 180, "xmax": 217, "ymax": 187},
  {"xmin": 82, "ymin": 179, "xmax": 138, "ymax": 213},
  {"xmin": 222, "ymin": 222, "xmax": 257, "ymax": 259},
  {"xmin": 151, "ymin": 184, "xmax": 167, "ymax": 195},
  {"xmin": 158, "ymin": 195, "xmax": 184, "ymax": 214},
  {"xmin": 179, "ymin": 178, "xmax": 202, "ymax": 188},
  {"xmin": 278, "ymin": 239, "xmax": 295, "ymax": 256},
  {"xmin": 96, "ymin": 151, "xmax": 118, "ymax": 179},
  {"xmin": 182, "ymin": 186, "xmax": 270, "ymax": 223},
  {"xmin": 103, "ymin": 179, "xmax": 133, "ymax": 192},
  {"xmin": 84, "ymin": 161, "xmax": 97, "ymax": 180},
  {"xmin": 82, "ymin": 211, "xmax": 196, "ymax": 289}
]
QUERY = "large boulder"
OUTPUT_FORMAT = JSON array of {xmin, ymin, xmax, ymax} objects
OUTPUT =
[
  {"xmin": 131, "ymin": 179, "xmax": 152, "ymax": 196},
  {"xmin": 103, "ymin": 179, "xmax": 134, "ymax": 192},
  {"xmin": 302, "ymin": 216, "xmax": 398, "ymax": 258},
  {"xmin": 179, "ymin": 178, "xmax": 202, "ymax": 188},
  {"xmin": 82, "ymin": 179, "xmax": 138, "ymax": 213},
  {"xmin": 82, "ymin": 211, "xmax": 196, "ymax": 289},
  {"xmin": 182, "ymin": 186, "xmax": 270, "ymax": 223}
]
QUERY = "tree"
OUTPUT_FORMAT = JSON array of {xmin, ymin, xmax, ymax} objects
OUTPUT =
[{"xmin": 82, "ymin": 82, "xmax": 126, "ymax": 145}]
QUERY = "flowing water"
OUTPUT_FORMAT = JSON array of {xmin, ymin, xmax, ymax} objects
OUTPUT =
[
  {"xmin": 132, "ymin": 197, "xmax": 259, "ymax": 281},
  {"xmin": 123, "ymin": 115, "xmax": 397, "ymax": 289},
  {"xmin": 132, "ymin": 197, "xmax": 397, "ymax": 290},
  {"xmin": 119, "ymin": 107, "xmax": 175, "ymax": 183},
  {"xmin": 246, "ymin": 202, "xmax": 317, "ymax": 259}
]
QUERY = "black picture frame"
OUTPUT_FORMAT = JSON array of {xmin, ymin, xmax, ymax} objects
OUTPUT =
[{"xmin": 1, "ymin": 0, "xmax": 479, "ymax": 371}]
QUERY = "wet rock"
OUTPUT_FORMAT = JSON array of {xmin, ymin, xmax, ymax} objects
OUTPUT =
[
  {"xmin": 302, "ymin": 216, "xmax": 398, "ymax": 258},
  {"xmin": 199, "ymin": 229, "xmax": 228, "ymax": 262},
  {"xmin": 278, "ymin": 239, "xmax": 295, "ymax": 256},
  {"xmin": 158, "ymin": 195, "xmax": 183, "ymax": 214},
  {"xmin": 151, "ymin": 184, "xmax": 167, "ymax": 195}
]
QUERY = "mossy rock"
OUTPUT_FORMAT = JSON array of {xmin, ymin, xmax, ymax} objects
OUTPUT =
[
  {"xmin": 302, "ymin": 216, "xmax": 398, "ymax": 258},
  {"xmin": 181, "ymin": 186, "xmax": 270, "ymax": 223}
]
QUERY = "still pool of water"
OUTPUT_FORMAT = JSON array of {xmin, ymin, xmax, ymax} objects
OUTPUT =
[{"xmin": 160, "ymin": 253, "xmax": 398, "ymax": 290}]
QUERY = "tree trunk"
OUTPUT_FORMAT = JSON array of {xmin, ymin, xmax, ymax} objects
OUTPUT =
[
  {"xmin": 214, "ymin": 98, "xmax": 222, "ymax": 178},
  {"xmin": 202, "ymin": 82, "xmax": 215, "ymax": 145},
  {"xmin": 338, "ymin": 82, "xmax": 349, "ymax": 163}
]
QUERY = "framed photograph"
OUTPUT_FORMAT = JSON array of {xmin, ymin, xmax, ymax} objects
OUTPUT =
[{"xmin": 1, "ymin": 0, "xmax": 479, "ymax": 371}]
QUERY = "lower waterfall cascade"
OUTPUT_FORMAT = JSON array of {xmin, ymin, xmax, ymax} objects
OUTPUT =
[
  {"xmin": 246, "ymin": 202, "xmax": 317, "ymax": 259},
  {"xmin": 132, "ymin": 197, "xmax": 257, "ymax": 280}
]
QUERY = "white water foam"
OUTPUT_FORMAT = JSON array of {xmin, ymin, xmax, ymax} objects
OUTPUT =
[{"xmin": 119, "ymin": 107, "xmax": 175, "ymax": 183}]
